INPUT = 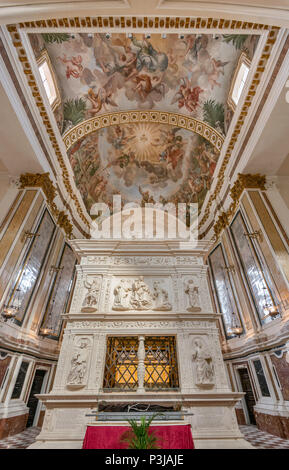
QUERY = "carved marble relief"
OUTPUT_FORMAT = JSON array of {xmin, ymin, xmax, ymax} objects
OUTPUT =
[
  {"xmin": 185, "ymin": 278, "xmax": 202, "ymax": 312},
  {"xmin": 67, "ymin": 337, "xmax": 91, "ymax": 388},
  {"xmin": 192, "ymin": 337, "xmax": 215, "ymax": 388},
  {"xmin": 81, "ymin": 276, "xmax": 101, "ymax": 312},
  {"xmin": 112, "ymin": 276, "xmax": 172, "ymax": 311},
  {"xmin": 152, "ymin": 281, "xmax": 172, "ymax": 310},
  {"xmin": 85, "ymin": 255, "xmax": 203, "ymax": 266}
]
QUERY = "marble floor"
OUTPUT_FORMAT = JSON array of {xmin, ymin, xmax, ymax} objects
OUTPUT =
[{"xmin": 0, "ymin": 425, "xmax": 289, "ymax": 449}]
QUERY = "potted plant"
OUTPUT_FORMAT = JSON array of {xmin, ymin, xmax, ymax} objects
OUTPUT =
[{"xmin": 120, "ymin": 414, "xmax": 161, "ymax": 449}]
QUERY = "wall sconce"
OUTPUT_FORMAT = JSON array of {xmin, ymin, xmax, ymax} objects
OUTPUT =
[
  {"xmin": 244, "ymin": 230, "xmax": 262, "ymax": 242},
  {"xmin": 1, "ymin": 288, "xmax": 21, "ymax": 322},
  {"xmin": 40, "ymin": 308, "xmax": 54, "ymax": 337},
  {"xmin": 23, "ymin": 231, "xmax": 40, "ymax": 242},
  {"xmin": 228, "ymin": 312, "xmax": 243, "ymax": 338},
  {"xmin": 223, "ymin": 265, "xmax": 236, "ymax": 274},
  {"xmin": 262, "ymin": 287, "xmax": 279, "ymax": 319},
  {"xmin": 49, "ymin": 265, "xmax": 63, "ymax": 275},
  {"xmin": 40, "ymin": 325, "xmax": 53, "ymax": 336}
]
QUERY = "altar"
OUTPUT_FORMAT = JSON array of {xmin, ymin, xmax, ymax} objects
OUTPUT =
[{"xmin": 29, "ymin": 239, "xmax": 252, "ymax": 449}]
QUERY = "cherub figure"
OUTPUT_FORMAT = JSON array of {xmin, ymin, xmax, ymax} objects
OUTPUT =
[{"xmin": 58, "ymin": 54, "xmax": 83, "ymax": 79}]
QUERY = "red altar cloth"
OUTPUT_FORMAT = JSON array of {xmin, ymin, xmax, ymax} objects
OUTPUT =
[{"xmin": 82, "ymin": 424, "xmax": 194, "ymax": 449}]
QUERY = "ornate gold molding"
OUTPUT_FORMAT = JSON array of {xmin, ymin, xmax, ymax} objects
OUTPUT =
[
  {"xmin": 7, "ymin": 17, "xmax": 279, "ymax": 235},
  {"xmin": 19, "ymin": 172, "xmax": 73, "ymax": 238},
  {"xmin": 64, "ymin": 111, "xmax": 224, "ymax": 153},
  {"xmin": 15, "ymin": 16, "xmax": 271, "ymax": 30},
  {"xmin": 197, "ymin": 28, "xmax": 278, "ymax": 229},
  {"xmin": 212, "ymin": 173, "xmax": 266, "ymax": 240}
]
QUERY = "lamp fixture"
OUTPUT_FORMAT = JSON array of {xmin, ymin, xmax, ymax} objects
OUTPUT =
[
  {"xmin": 262, "ymin": 287, "xmax": 279, "ymax": 319},
  {"xmin": 223, "ymin": 265, "xmax": 236, "ymax": 274},
  {"xmin": 23, "ymin": 231, "xmax": 40, "ymax": 241},
  {"xmin": 40, "ymin": 309, "xmax": 54, "ymax": 337},
  {"xmin": 40, "ymin": 325, "xmax": 53, "ymax": 336},
  {"xmin": 1, "ymin": 288, "xmax": 21, "ymax": 321},
  {"xmin": 40, "ymin": 289, "xmax": 57, "ymax": 337},
  {"xmin": 49, "ymin": 265, "xmax": 63, "ymax": 275},
  {"xmin": 243, "ymin": 230, "xmax": 262, "ymax": 242},
  {"xmin": 228, "ymin": 312, "xmax": 243, "ymax": 338}
]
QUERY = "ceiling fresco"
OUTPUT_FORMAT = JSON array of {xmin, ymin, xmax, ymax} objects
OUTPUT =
[
  {"xmin": 29, "ymin": 32, "xmax": 259, "ymax": 217},
  {"xmin": 67, "ymin": 122, "xmax": 219, "ymax": 213},
  {"xmin": 30, "ymin": 32, "xmax": 259, "ymax": 135}
]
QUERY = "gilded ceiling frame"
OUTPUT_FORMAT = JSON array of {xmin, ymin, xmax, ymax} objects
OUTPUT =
[
  {"xmin": 63, "ymin": 111, "xmax": 224, "ymax": 153},
  {"xmin": 6, "ymin": 16, "xmax": 279, "ymax": 237}
]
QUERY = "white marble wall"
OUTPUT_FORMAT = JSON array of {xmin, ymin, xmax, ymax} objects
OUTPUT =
[{"xmin": 30, "ymin": 240, "xmax": 251, "ymax": 448}]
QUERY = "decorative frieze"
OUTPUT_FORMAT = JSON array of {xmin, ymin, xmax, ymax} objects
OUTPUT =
[
  {"xmin": 85, "ymin": 255, "xmax": 203, "ymax": 266},
  {"xmin": 67, "ymin": 320, "xmax": 216, "ymax": 330}
]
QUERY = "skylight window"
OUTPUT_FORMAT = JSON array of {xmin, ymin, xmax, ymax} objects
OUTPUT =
[
  {"xmin": 228, "ymin": 53, "xmax": 251, "ymax": 111},
  {"xmin": 231, "ymin": 62, "xmax": 249, "ymax": 105},
  {"xmin": 37, "ymin": 50, "xmax": 60, "ymax": 111},
  {"xmin": 39, "ymin": 60, "xmax": 57, "ymax": 105}
]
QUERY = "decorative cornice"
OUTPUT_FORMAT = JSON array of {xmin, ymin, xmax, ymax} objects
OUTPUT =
[
  {"xmin": 198, "ymin": 28, "xmax": 279, "ymax": 230},
  {"xmin": 7, "ymin": 24, "xmax": 90, "ymax": 230},
  {"xmin": 14, "ymin": 16, "xmax": 271, "ymax": 31},
  {"xmin": 63, "ymin": 110, "xmax": 224, "ymax": 153},
  {"xmin": 19, "ymin": 172, "xmax": 73, "ymax": 238},
  {"xmin": 212, "ymin": 173, "xmax": 266, "ymax": 240}
]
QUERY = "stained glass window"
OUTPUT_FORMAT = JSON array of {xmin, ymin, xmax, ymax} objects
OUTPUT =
[
  {"xmin": 5, "ymin": 210, "xmax": 55, "ymax": 326},
  {"xmin": 208, "ymin": 244, "xmax": 243, "ymax": 338},
  {"xmin": 230, "ymin": 211, "xmax": 279, "ymax": 325}
]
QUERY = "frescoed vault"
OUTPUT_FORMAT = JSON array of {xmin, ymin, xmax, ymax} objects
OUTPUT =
[
  {"xmin": 29, "ymin": 32, "xmax": 259, "ymax": 216},
  {"xmin": 67, "ymin": 123, "xmax": 219, "ymax": 213}
]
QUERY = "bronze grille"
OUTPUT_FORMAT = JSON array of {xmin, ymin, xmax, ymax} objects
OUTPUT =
[
  {"xmin": 102, "ymin": 336, "xmax": 179, "ymax": 391},
  {"xmin": 144, "ymin": 336, "xmax": 179, "ymax": 390},
  {"xmin": 103, "ymin": 337, "xmax": 138, "ymax": 390}
]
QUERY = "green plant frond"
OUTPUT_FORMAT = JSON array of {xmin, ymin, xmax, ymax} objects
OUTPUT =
[
  {"xmin": 42, "ymin": 33, "xmax": 71, "ymax": 44},
  {"xmin": 121, "ymin": 413, "xmax": 161, "ymax": 449},
  {"xmin": 222, "ymin": 34, "xmax": 249, "ymax": 50},
  {"xmin": 203, "ymin": 99, "xmax": 225, "ymax": 134},
  {"xmin": 63, "ymin": 98, "xmax": 87, "ymax": 126}
]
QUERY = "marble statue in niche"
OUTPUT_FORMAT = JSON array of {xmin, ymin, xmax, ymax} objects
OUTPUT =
[
  {"xmin": 67, "ymin": 339, "xmax": 89, "ymax": 387},
  {"xmin": 112, "ymin": 277, "xmax": 171, "ymax": 311},
  {"xmin": 192, "ymin": 338, "xmax": 214, "ymax": 387},
  {"xmin": 152, "ymin": 281, "xmax": 172, "ymax": 311},
  {"xmin": 81, "ymin": 277, "xmax": 101, "ymax": 312},
  {"xmin": 185, "ymin": 279, "xmax": 201, "ymax": 312}
]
